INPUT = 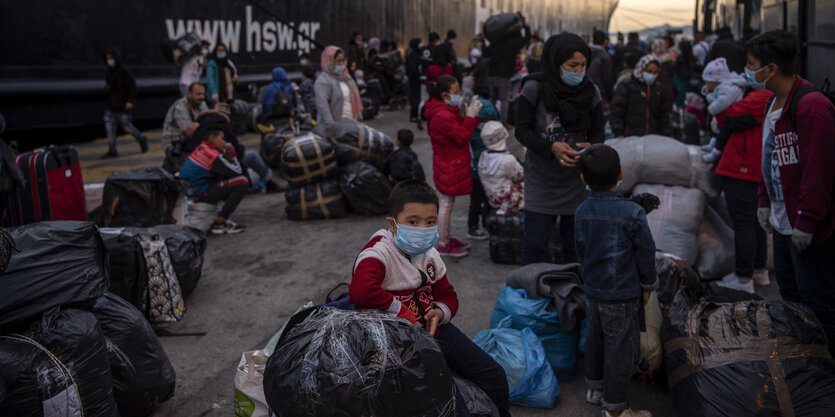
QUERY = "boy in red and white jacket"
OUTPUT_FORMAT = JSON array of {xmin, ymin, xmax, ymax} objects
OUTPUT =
[{"xmin": 349, "ymin": 180, "xmax": 510, "ymax": 417}]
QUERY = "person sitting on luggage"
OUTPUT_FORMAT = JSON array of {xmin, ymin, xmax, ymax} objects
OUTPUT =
[
  {"xmin": 477, "ymin": 121, "xmax": 524, "ymax": 215},
  {"xmin": 161, "ymin": 82, "xmax": 208, "ymax": 150},
  {"xmin": 349, "ymin": 179, "xmax": 511, "ymax": 417},
  {"xmin": 178, "ymin": 128, "xmax": 247, "ymax": 234},
  {"xmin": 386, "ymin": 129, "xmax": 425, "ymax": 185},
  {"xmin": 262, "ymin": 67, "xmax": 296, "ymax": 115},
  {"xmin": 574, "ymin": 144, "xmax": 658, "ymax": 417}
]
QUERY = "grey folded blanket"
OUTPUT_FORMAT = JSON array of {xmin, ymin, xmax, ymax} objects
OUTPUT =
[{"xmin": 506, "ymin": 263, "xmax": 586, "ymax": 334}]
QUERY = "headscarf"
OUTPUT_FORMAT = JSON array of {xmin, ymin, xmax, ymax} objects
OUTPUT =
[
  {"xmin": 651, "ymin": 38, "xmax": 670, "ymax": 62},
  {"xmin": 320, "ymin": 46, "xmax": 363, "ymax": 119},
  {"xmin": 365, "ymin": 37, "xmax": 380, "ymax": 60},
  {"xmin": 212, "ymin": 44, "xmax": 230, "ymax": 68},
  {"xmin": 633, "ymin": 54, "xmax": 661, "ymax": 83},
  {"xmin": 212, "ymin": 43, "xmax": 233, "ymax": 102},
  {"xmin": 675, "ymin": 40, "xmax": 694, "ymax": 80},
  {"xmin": 533, "ymin": 33, "xmax": 598, "ymax": 129}
]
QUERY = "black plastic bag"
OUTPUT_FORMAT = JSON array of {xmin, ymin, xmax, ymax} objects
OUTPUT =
[
  {"xmin": 260, "ymin": 131, "xmax": 291, "ymax": 169},
  {"xmin": 263, "ymin": 308, "xmax": 457, "ymax": 417},
  {"xmin": 160, "ymin": 32, "xmax": 201, "ymax": 63},
  {"xmin": 100, "ymin": 227, "xmax": 149, "ymax": 314},
  {"xmin": 454, "ymin": 377, "xmax": 500, "ymax": 417},
  {"xmin": 152, "ymin": 225, "xmax": 207, "ymax": 299},
  {"xmin": 654, "ymin": 252, "xmax": 703, "ymax": 312},
  {"xmin": 485, "ymin": 212, "xmax": 561, "ymax": 265},
  {"xmin": 89, "ymin": 293, "xmax": 176, "ymax": 417},
  {"xmin": 279, "ymin": 133, "xmax": 339, "ymax": 187},
  {"xmin": 329, "ymin": 118, "xmax": 394, "ymax": 169},
  {"xmin": 1, "ymin": 221, "xmax": 108, "ymax": 332},
  {"xmin": 338, "ymin": 161, "xmax": 393, "ymax": 215},
  {"xmin": 663, "ymin": 296, "xmax": 835, "ymax": 417},
  {"xmin": 102, "ymin": 168, "xmax": 181, "ymax": 227},
  {"xmin": 285, "ymin": 179, "xmax": 347, "ymax": 220},
  {"xmin": 483, "ymin": 13, "xmax": 523, "ymax": 44},
  {"xmin": 0, "ymin": 308, "xmax": 119, "ymax": 417}
]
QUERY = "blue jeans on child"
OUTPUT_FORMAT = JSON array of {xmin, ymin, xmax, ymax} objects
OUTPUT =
[
  {"xmin": 585, "ymin": 297, "xmax": 641, "ymax": 413},
  {"xmin": 437, "ymin": 323, "xmax": 511, "ymax": 417}
]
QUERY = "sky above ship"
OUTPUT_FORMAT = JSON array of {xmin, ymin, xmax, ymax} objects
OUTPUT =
[{"xmin": 610, "ymin": 0, "xmax": 694, "ymax": 33}]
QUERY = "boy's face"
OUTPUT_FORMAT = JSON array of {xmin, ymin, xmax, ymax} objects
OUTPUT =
[
  {"xmin": 387, "ymin": 202, "xmax": 438, "ymax": 234},
  {"xmin": 208, "ymin": 133, "xmax": 227, "ymax": 151}
]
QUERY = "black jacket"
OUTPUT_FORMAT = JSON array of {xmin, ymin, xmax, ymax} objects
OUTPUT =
[
  {"xmin": 435, "ymin": 41, "xmax": 457, "ymax": 67},
  {"xmin": 485, "ymin": 26, "xmax": 530, "ymax": 78},
  {"xmin": 588, "ymin": 47, "xmax": 614, "ymax": 101},
  {"xmin": 386, "ymin": 147, "xmax": 425, "ymax": 184},
  {"xmin": 611, "ymin": 43, "xmax": 641, "ymax": 79},
  {"xmin": 406, "ymin": 39, "xmax": 423, "ymax": 82},
  {"xmin": 610, "ymin": 75, "xmax": 672, "ymax": 137},
  {"xmin": 104, "ymin": 48, "xmax": 138, "ymax": 111},
  {"xmin": 707, "ymin": 39, "xmax": 746, "ymax": 74}
]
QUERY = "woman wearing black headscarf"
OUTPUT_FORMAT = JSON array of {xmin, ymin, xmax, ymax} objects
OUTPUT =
[
  {"xmin": 515, "ymin": 33, "xmax": 605, "ymax": 265},
  {"xmin": 206, "ymin": 43, "xmax": 238, "ymax": 105}
]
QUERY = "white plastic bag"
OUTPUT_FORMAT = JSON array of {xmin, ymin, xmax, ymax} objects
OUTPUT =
[{"xmin": 234, "ymin": 350, "xmax": 270, "ymax": 417}]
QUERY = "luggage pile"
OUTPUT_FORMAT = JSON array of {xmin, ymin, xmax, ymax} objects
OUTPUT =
[
  {"xmin": 100, "ymin": 167, "xmax": 184, "ymax": 227},
  {"xmin": 483, "ymin": 13, "xmax": 525, "ymax": 44},
  {"xmin": 484, "ymin": 211, "xmax": 562, "ymax": 265},
  {"xmin": 607, "ymin": 135, "xmax": 736, "ymax": 280},
  {"xmin": 1, "ymin": 221, "xmax": 176, "ymax": 416}
]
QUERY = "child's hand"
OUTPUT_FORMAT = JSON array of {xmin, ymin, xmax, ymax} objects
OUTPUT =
[
  {"xmin": 642, "ymin": 291, "xmax": 650, "ymax": 305},
  {"xmin": 423, "ymin": 308, "xmax": 444, "ymax": 336}
]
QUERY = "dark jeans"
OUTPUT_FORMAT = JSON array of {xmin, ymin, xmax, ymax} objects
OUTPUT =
[
  {"xmin": 103, "ymin": 109, "xmax": 143, "ymax": 152},
  {"xmin": 468, "ymin": 177, "xmax": 490, "ymax": 230},
  {"xmin": 521, "ymin": 210, "xmax": 577, "ymax": 265},
  {"xmin": 773, "ymin": 232, "xmax": 801, "ymax": 302},
  {"xmin": 409, "ymin": 79, "xmax": 421, "ymax": 119},
  {"xmin": 437, "ymin": 323, "xmax": 510, "ymax": 417},
  {"xmin": 585, "ymin": 297, "xmax": 641, "ymax": 413},
  {"xmin": 788, "ymin": 234, "xmax": 835, "ymax": 357},
  {"xmin": 722, "ymin": 177, "xmax": 767, "ymax": 276},
  {"xmin": 195, "ymin": 178, "xmax": 248, "ymax": 220}
]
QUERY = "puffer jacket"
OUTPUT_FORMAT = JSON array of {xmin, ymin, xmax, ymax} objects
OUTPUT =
[
  {"xmin": 611, "ymin": 75, "xmax": 672, "ymax": 137},
  {"xmin": 478, "ymin": 151, "xmax": 523, "ymax": 204},
  {"xmin": 706, "ymin": 72, "xmax": 747, "ymax": 116},
  {"xmin": 714, "ymin": 88, "xmax": 772, "ymax": 183},
  {"xmin": 467, "ymin": 98, "xmax": 499, "ymax": 179},
  {"xmin": 424, "ymin": 98, "xmax": 478, "ymax": 196}
]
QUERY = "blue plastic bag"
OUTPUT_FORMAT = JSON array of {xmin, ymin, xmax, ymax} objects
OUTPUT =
[
  {"xmin": 473, "ymin": 317, "xmax": 561, "ymax": 408},
  {"xmin": 491, "ymin": 286, "xmax": 580, "ymax": 379}
]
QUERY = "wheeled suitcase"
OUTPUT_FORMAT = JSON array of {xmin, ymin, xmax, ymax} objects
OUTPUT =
[{"xmin": 13, "ymin": 146, "xmax": 87, "ymax": 225}]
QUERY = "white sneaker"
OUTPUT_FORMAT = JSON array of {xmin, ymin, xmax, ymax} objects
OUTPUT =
[
  {"xmin": 604, "ymin": 409, "xmax": 652, "ymax": 417},
  {"xmin": 753, "ymin": 269, "xmax": 770, "ymax": 286},
  {"xmin": 716, "ymin": 273, "xmax": 755, "ymax": 294},
  {"xmin": 586, "ymin": 389, "xmax": 603, "ymax": 405}
]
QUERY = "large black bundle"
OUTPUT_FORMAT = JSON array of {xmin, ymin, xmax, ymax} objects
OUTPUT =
[
  {"xmin": 663, "ymin": 296, "xmax": 835, "ymax": 417},
  {"xmin": 89, "ymin": 293, "xmax": 176, "ymax": 417},
  {"xmin": 330, "ymin": 118, "xmax": 395, "ymax": 168},
  {"xmin": 102, "ymin": 167, "xmax": 181, "ymax": 227},
  {"xmin": 152, "ymin": 225, "xmax": 207, "ymax": 299},
  {"xmin": 100, "ymin": 227, "xmax": 149, "ymax": 313},
  {"xmin": 279, "ymin": 133, "xmax": 339, "ymax": 187},
  {"xmin": 0, "ymin": 308, "xmax": 119, "ymax": 417},
  {"xmin": 263, "ymin": 308, "xmax": 457, "ymax": 417},
  {"xmin": 339, "ymin": 161, "xmax": 393, "ymax": 215},
  {"xmin": 1, "ymin": 221, "xmax": 108, "ymax": 332},
  {"xmin": 285, "ymin": 179, "xmax": 347, "ymax": 220},
  {"xmin": 260, "ymin": 131, "xmax": 291, "ymax": 169},
  {"xmin": 654, "ymin": 252, "xmax": 703, "ymax": 312},
  {"xmin": 160, "ymin": 32, "xmax": 201, "ymax": 63},
  {"xmin": 483, "ymin": 13, "xmax": 524, "ymax": 44}
]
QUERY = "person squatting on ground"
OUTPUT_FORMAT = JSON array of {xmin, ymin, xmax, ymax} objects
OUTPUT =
[
  {"xmin": 478, "ymin": 121, "xmax": 524, "ymax": 215},
  {"xmin": 161, "ymin": 82, "xmax": 208, "ymax": 150},
  {"xmin": 610, "ymin": 54, "xmax": 672, "ymax": 137},
  {"xmin": 747, "ymin": 30, "xmax": 835, "ymax": 357},
  {"xmin": 178, "ymin": 128, "xmax": 248, "ymax": 234},
  {"xmin": 349, "ymin": 180, "xmax": 511, "ymax": 417},
  {"xmin": 386, "ymin": 129, "xmax": 426, "ymax": 185},
  {"xmin": 101, "ymin": 48, "xmax": 148, "ymax": 159},
  {"xmin": 700, "ymin": 57, "xmax": 750, "ymax": 163},
  {"xmin": 575, "ymin": 144, "xmax": 658, "ymax": 417},
  {"xmin": 424, "ymin": 75, "xmax": 482, "ymax": 258}
]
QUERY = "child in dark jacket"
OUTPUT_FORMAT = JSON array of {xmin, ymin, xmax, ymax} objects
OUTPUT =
[
  {"xmin": 178, "ymin": 128, "xmax": 248, "ymax": 234},
  {"xmin": 386, "ymin": 129, "xmax": 425, "ymax": 184},
  {"xmin": 574, "ymin": 144, "xmax": 658, "ymax": 417},
  {"xmin": 349, "ymin": 180, "xmax": 510, "ymax": 417}
]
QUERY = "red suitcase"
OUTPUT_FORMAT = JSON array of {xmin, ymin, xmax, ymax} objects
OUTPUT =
[{"xmin": 13, "ymin": 146, "xmax": 87, "ymax": 224}]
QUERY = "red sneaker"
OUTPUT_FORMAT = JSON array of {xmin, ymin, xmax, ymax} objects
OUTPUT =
[
  {"xmin": 449, "ymin": 237, "xmax": 471, "ymax": 250},
  {"xmin": 437, "ymin": 244, "xmax": 468, "ymax": 258}
]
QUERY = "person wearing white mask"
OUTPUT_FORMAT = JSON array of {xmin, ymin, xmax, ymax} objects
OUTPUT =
[{"xmin": 610, "ymin": 54, "xmax": 672, "ymax": 137}]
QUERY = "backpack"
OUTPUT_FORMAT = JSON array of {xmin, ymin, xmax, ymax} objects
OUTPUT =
[
  {"xmin": 787, "ymin": 78, "xmax": 835, "ymax": 131},
  {"xmin": 272, "ymin": 90, "xmax": 293, "ymax": 118}
]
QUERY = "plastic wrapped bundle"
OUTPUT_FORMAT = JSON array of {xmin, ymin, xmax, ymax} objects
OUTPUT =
[
  {"xmin": 694, "ymin": 206, "xmax": 735, "ymax": 280},
  {"xmin": 0, "ymin": 308, "xmax": 119, "ymax": 417},
  {"xmin": 285, "ymin": 179, "xmax": 347, "ymax": 220},
  {"xmin": 263, "ymin": 308, "xmax": 457, "ymax": 417},
  {"xmin": 259, "ymin": 131, "xmax": 291, "ymax": 169},
  {"xmin": 338, "ymin": 161, "xmax": 393, "ymax": 215},
  {"xmin": 160, "ymin": 32, "xmax": 202, "ymax": 63},
  {"xmin": 100, "ymin": 227, "xmax": 149, "ymax": 314},
  {"xmin": 279, "ymin": 133, "xmax": 338, "ymax": 187},
  {"xmin": 153, "ymin": 225, "xmax": 207, "ymax": 299},
  {"xmin": 654, "ymin": 252, "xmax": 703, "ymax": 312},
  {"xmin": 606, "ymin": 135, "xmax": 718, "ymax": 198},
  {"xmin": 664, "ymin": 297, "xmax": 835, "ymax": 417},
  {"xmin": 483, "ymin": 13, "xmax": 524, "ymax": 44},
  {"xmin": 329, "ymin": 118, "xmax": 395, "ymax": 168},
  {"xmin": 1, "ymin": 221, "xmax": 108, "ymax": 332},
  {"xmin": 633, "ymin": 184, "xmax": 706, "ymax": 265},
  {"xmin": 89, "ymin": 293, "xmax": 176, "ymax": 417},
  {"xmin": 102, "ymin": 167, "xmax": 181, "ymax": 227},
  {"xmin": 485, "ymin": 211, "xmax": 525, "ymax": 264},
  {"xmin": 453, "ymin": 377, "xmax": 500, "ymax": 417}
]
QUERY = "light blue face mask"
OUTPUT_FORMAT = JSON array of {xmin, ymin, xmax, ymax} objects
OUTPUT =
[
  {"xmin": 561, "ymin": 69, "xmax": 585, "ymax": 86},
  {"xmin": 642, "ymin": 72, "xmax": 658, "ymax": 85},
  {"xmin": 745, "ymin": 66, "xmax": 770, "ymax": 90},
  {"xmin": 106, "ymin": 59, "xmax": 115, "ymax": 68},
  {"xmin": 216, "ymin": 53, "xmax": 226, "ymax": 59},
  {"xmin": 394, "ymin": 224, "xmax": 439, "ymax": 256},
  {"xmin": 449, "ymin": 39, "xmax": 457, "ymax": 44},
  {"xmin": 333, "ymin": 64, "xmax": 346, "ymax": 74},
  {"xmin": 446, "ymin": 94, "xmax": 463, "ymax": 108}
]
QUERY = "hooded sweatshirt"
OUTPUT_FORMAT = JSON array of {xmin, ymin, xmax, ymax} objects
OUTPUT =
[
  {"xmin": 104, "ymin": 48, "xmax": 138, "ymax": 111},
  {"xmin": 262, "ymin": 67, "xmax": 296, "ymax": 114}
]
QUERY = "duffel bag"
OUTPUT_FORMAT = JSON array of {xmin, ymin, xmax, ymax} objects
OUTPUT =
[
  {"xmin": 279, "ymin": 133, "xmax": 338, "ymax": 188},
  {"xmin": 284, "ymin": 179, "xmax": 347, "ymax": 220}
]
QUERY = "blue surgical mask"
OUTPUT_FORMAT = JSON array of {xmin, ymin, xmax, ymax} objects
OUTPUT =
[
  {"xmin": 642, "ymin": 72, "xmax": 658, "ymax": 85},
  {"xmin": 561, "ymin": 69, "xmax": 585, "ymax": 86},
  {"xmin": 106, "ymin": 59, "xmax": 115, "ymax": 68},
  {"xmin": 449, "ymin": 39, "xmax": 456, "ymax": 44},
  {"xmin": 217, "ymin": 53, "xmax": 227, "ymax": 59},
  {"xmin": 300, "ymin": 59, "xmax": 309, "ymax": 66},
  {"xmin": 394, "ymin": 224, "xmax": 439, "ymax": 256},
  {"xmin": 333, "ymin": 64, "xmax": 346, "ymax": 74},
  {"xmin": 445, "ymin": 94, "xmax": 463, "ymax": 107},
  {"xmin": 745, "ymin": 66, "xmax": 770, "ymax": 90}
]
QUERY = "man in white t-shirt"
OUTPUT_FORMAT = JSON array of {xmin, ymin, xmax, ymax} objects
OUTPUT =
[
  {"xmin": 693, "ymin": 32, "xmax": 710, "ymax": 70},
  {"xmin": 177, "ymin": 41, "xmax": 209, "ymax": 96}
]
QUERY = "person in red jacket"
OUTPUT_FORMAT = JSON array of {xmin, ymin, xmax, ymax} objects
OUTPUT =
[
  {"xmin": 712, "ymin": 88, "xmax": 773, "ymax": 293},
  {"xmin": 746, "ymin": 30, "xmax": 835, "ymax": 357},
  {"xmin": 424, "ymin": 75, "xmax": 482, "ymax": 257}
]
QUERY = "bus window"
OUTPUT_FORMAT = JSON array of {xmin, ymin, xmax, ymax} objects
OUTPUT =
[
  {"xmin": 812, "ymin": 0, "xmax": 835, "ymax": 40},
  {"xmin": 786, "ymin": 0, "xmax": 799, "ymax": 35},
  {"xmin": 761, "ymin": 2, "xmax": 783, "ymax": 31}
]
